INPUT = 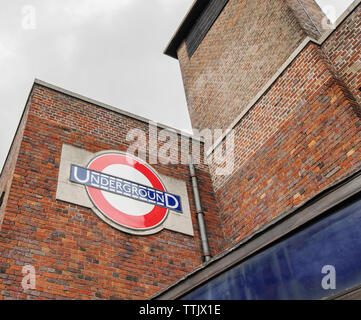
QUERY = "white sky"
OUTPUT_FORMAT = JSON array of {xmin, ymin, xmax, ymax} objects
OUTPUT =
[{"xmin": 0, "ymin": 0, "xmax": 355, "ymax": 172}]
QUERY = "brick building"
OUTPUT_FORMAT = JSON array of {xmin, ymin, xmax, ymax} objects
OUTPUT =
[{"xmin": 1, "ymin": 0, "xmax": 361, "ymax": 300}]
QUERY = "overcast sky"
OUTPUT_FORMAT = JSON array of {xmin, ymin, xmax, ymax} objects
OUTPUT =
[{"xmin": 0, "ymin": 0, "xmax": 354, "ymax": 172}]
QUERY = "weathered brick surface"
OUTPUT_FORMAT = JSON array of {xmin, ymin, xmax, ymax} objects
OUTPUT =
[
  {"xmin": 210, "ymin": 42, "xmax": 361, "ymax": 246},
  {"xmin": 178, "ymin": 0, "xmax": 308, "ymax": 132},
  {"xmin": 0, "ymin": 85, "xmax": 225, "ymax": 299},
  {"xmin": 208, "ymin": 44, "xmax": 339, "ymax": 189},
  {"xmin": 286, "ymin": 0, "xmax": 328, "ymax": 39},
  {"xmin": 205, "ymin": 13, "xmax": 361, "ymax": 248},
  {"xmin": 0, "ymin": 93, "xmax": 32, "ymax": 227},
  {"xmin": 176, "ymin": 0, "xmax": 361, "ymax": 249},
  {"xmin": 322, "ymin": 4, "xmax": 361, "ymax": 107}
]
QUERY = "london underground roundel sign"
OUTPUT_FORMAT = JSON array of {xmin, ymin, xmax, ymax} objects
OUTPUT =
[{"xmin": 69, "ymin": 152, "xmax": 182, "ymax": 232}]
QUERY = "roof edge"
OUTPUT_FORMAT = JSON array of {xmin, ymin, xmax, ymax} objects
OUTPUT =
[
  {"xmin": 164, "ymin": 0, "xmax": 210, "ymax": 59},
  {"xmin": 34, "ymin": 79, "xmax": 202, "ymax": 142}
]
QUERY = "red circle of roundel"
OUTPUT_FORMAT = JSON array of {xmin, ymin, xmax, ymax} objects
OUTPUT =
[{"xmin": 86, "ymin": 153, "xmax": 168, "ymax": 230}]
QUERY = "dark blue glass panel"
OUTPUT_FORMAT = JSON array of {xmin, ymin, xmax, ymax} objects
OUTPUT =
[{"xmin": 182, "ymin": 197, "xmax": 361, "ymax": 300}]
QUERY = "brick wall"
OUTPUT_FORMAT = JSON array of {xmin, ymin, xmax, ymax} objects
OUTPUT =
[
  {"xmin": 0, "ymin": 92, "xmax": 32, "ymax": 227},
  {"xmin": 322, "ymin": 5, "xmax": 361, "ymax": 107},
  {"xmin": 0, "ymin": 84, "xmax": 225, "ymax": 299},
  {"xmin": 177, "ymin": 0, "xmax": 307, "ymax": 132},
  {"xmin": 208, "ymin": 41, "xmax": 361, "ymax": 246},
  {"xmin": 286, "ymin": 0, "xmax": 328, "ymax": 39},
  {"xmin": 202, "ymin": 4, "xmax": 361, "ymax": 247}
]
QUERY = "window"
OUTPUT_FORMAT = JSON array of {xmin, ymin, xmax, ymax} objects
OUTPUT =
[{"xmin": 181, "ymin": 194, "xmax": 361, "ymax": 300}]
